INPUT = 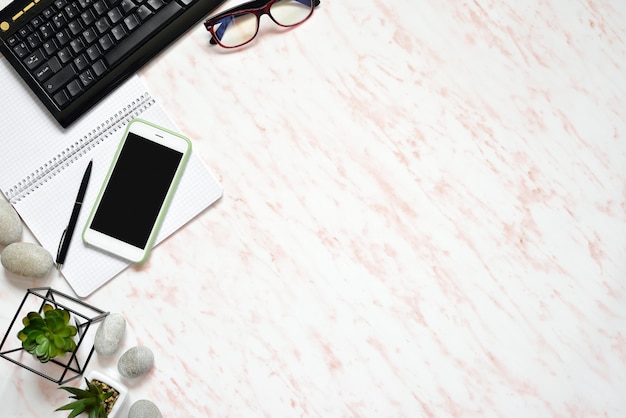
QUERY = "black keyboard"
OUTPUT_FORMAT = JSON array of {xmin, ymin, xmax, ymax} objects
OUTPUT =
[{"xmin": 0, "ymin": 0, "xmax": 224, "ymax": 127}]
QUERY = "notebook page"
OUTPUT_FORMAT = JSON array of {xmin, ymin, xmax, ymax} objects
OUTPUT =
[{"xmin": 0, "ymin": 57, "xmax": 223, "ymax": 297}]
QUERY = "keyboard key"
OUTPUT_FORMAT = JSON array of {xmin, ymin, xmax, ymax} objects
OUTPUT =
[
  {"xmin": 82, "ymin": 27, "xmax": 98, "ymax": 43},
  {"xmin": 53, "ymin": 89, "xmax": 70, "ymax": 108},
  {"xmin": 120, "ymin": 0, "xmax": 137, "ymax": 14},
  {"xmin": 70, "ymin": 37, "xmax": 85, "ymax": 53},
  {"xmin": 91, "ymin": 59, "xmax": 107, "ymax": 76},
  {"xmin": 86, "ymin": 44, "xmax": 102, "ymax": 60},
  {"xmin": 147, "ymin": 0, "xmax": 164, "ymax": 11},
  {"xmin": 74, "ymin": 53, "xmax": 89, "ymax": 70},
  {"xmin": 18, "ymin": 25, "xmax": 32, "ymax": 38},
  {"xmin": 52, "ymin": 12, "xmax": 68, "ymax": 29},
  {"xmin": 79, "ymin": 69, "xmax": 95, "ymax": 86},
  {"xmin": 43, "ymin": 39, "xmax": 59, "ymax": 55},
  {"xmin": 49, "ymin": 56, "xmax": 63, "ymax": 72},
  {"xmin": 105, "ymin": 1, "xmax": 183, "ymax": 66},
  {"xmin": 67, "ymin": 79, "xmax": 83, "ymax": 96},
  {"xmin": 42, "ymin": 7, "xmax": 55, "ymax": 19},
  {"xmin": 44, "ymin": 65, "xmax": 78, "ymax": 94},
  {"xmin": 54, "ymin": 0, "xmax": 69, "ymax": 9},
  {"xmin": 108, "ymin": 7, "xmax": 123, "ymax": 24},
  {"xmin": 95, "ymin": 17, "xmax": 111, "ymax": 34},
  {"xmin": 26, "ymin": 32, "xmax": 42, "ymax": 49},
  {"xmin": 81, "ymin": 9, "xmax": 96, "ymax": 26},
  {"xmin": 24, "ymin": 49, "xmax": 45, "ymax": 69},
  {"xmin": 7, "ymin": 35, "xmax": 20, "ymax": 48},
  {"xmin": 65, "ymin": 4, "xmax": 81, "ymax": 19},
  {"xmin": 35, "ymin": 63, "xmax": 55, "ymax": 82},
  {"xmin": 31, "ymin": 15, "xmax": 45, "ymax": 28},
  {"xmin": 111, "ymin": 24, "xmax": 127, "ymax": 41},
  {"xmin": 93, "ymin": 0, "xmax": 109, "ymax": 16},
  {"xmin": 137, "ymin": 5, "xmax": 153, "ymax": 21},
  {"xmin": 68, "ymin": 19, "xmax": 84, "ymax": 35},
  {"xmin": 56, "ymin": 29, "xmax": 71, "ymax": 46},
  {"xmin": 13, "ymin": 41, "xmax": 30, "ymax": 59},
  {"xmin": 34, "ymin": 57, "xmax": 61, "ymax": 82},
  {"xmin": 124, "ymin": 14, "xmax": 139, "ymax": 32},
  {"xmin": 58, "ymin": 47, "xmax": 73, "ymax": 63},
  {"xmin": 99, "ymin": 33, "xmax": 114, "ymax": 51},
  {"xmin": 40, "ymin": 22, "xmax": 55, "ymax": 39}
]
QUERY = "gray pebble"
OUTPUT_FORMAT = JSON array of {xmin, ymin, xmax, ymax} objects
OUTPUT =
[
  {"xmin": 0, "ymin": 199, "xmax": 22, "ymax": 246},
  {"xmin": 1, "ymin": 242, "xmax": 54, "ymax": 278},
  {"xmin": 117, "ymin": 346, "xmax": 154, "ymax": 378},
  {"xmin": 94, "ymin": 313, "xmax": 126, "ymax": 356},
  {"xmin": 128, "ymin": 400, "xmax": 162, "ymax": 418}
]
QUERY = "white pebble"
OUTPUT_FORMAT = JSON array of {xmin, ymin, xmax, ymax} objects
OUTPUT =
[
  {"xmin": 1, "ymin": 242, "xmax": 54, "ymax": 278},
  {"xmin": 94, "ymin": 313, "xmax": 126, "ymax": 356},
  {"xmin": 128, "ymin": 400, "xmax": 162, "ymax": 418},
  {"xmin": 0, "ymin": 199, "xmax": 22, "ymax": 246},
  {"xmin": 118, "ymin": 346, "xmax": 154, "ymax": 378}
]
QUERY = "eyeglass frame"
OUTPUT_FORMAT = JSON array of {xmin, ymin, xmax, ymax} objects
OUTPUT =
[{"xmin": 204, "ymin": 0, "xmax": 321, "ymax": 48}]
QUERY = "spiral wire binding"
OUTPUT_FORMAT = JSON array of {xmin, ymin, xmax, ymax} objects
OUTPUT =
[{"xmin": 7, "ymin": 94, "xmax": 155, "ymax": 204}]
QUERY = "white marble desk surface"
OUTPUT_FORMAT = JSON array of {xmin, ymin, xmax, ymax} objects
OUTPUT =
[{"xmin": 2, "ymin": 0, "xmax": 626, "ymax": 416}]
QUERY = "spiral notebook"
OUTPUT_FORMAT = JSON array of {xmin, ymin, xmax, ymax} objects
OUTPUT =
[{"xmin": 0, "ymin": 56, "xmax": 223, "ymax": 297}]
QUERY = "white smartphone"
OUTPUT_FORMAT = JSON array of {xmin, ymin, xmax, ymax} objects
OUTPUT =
[{"xmin": 83, "ymin": 119, "xmax": 191, "ymax": 263}]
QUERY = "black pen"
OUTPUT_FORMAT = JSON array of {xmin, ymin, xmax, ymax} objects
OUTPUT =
[{"xmin": 56, "ymin": 160, "xmax": 93, "ymax": 270}]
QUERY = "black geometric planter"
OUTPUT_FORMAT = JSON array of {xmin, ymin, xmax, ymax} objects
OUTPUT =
[{"xmin": 0, "ymin": 287, "xmax": 108, "ymax": 384}]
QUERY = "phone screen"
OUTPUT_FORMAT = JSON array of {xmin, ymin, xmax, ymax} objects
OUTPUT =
[{"xmin": 89, "ymin": 132, "xmax": 183, "ymax": 249}]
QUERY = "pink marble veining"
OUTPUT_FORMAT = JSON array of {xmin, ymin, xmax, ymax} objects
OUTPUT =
[{"xmin": 1, "ymin": 0, "xmax": 626, "ymax": 416}]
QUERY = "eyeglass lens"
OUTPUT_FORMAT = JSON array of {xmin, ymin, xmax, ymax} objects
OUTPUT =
[{"xmin": 212, "ymin": 0, "xmax": 315, "ymax": 48}]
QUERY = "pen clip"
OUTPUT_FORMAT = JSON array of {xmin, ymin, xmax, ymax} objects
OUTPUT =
[{"xmin": 56, "ymin": 228, "xmax": 68, "ymax": 261}]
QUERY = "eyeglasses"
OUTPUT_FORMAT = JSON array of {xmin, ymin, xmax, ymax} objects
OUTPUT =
[{"xmin": 204, "ymin": 0, "xmax": 321, "ymax": 48}]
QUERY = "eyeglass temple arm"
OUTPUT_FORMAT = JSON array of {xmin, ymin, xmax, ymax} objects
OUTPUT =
[
  {"xmin": 210, "ymin": 0, "xmax": 320, "ymax": 19},
  {"xmin": 299, "ymin": 0, "xmax": 321, "ymax": 6},
  {"xmin": 206, "ymin": 0, "xmax": 321, "ymax": 44},
  {"xmin": 206, "ymin": 0, "xmax": 274, "ymax": 23}
]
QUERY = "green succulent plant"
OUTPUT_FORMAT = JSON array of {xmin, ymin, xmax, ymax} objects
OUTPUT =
[
  {"xmin": 56, "ymin": 377, "xmax": 118, "ymax": 418},
  {"xmin": 17, "ymin": 303, "xmax": 77, "ymax": 363}
]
